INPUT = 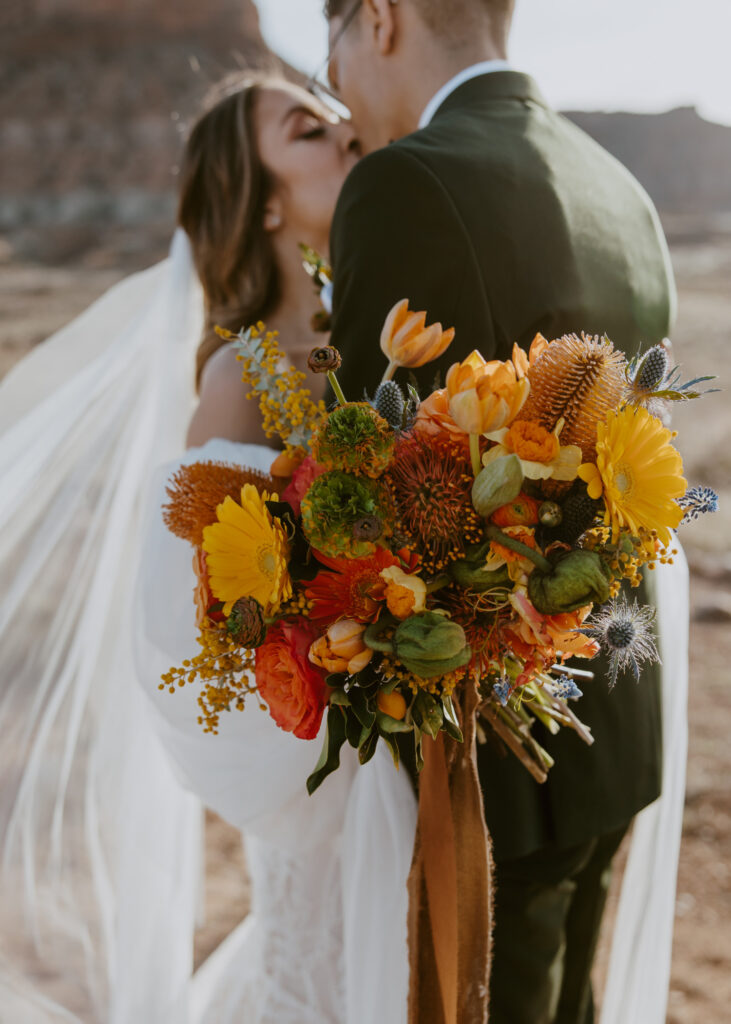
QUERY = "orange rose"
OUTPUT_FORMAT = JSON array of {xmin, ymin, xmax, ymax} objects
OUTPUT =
[
  {"xmin": 380, "ymin": 299, "xmax": 455, "ymax": 379},
  {"xmin": 255, "ymin": 621, "xmax": 329, "ymax": 739},
  {"xmin": 281, "ymin": 454, "xmax": 327, "ymax": 516},
  {"xmin": 309, "ymin": 619, "xmax": 373, "ymax": 675},
  {"xmin": 446, "ymin": 350, "xmax": 530, "ymax": 435}
]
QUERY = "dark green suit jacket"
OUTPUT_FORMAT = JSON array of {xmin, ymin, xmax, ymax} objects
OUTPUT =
[{"xmin": 329, "ymin": 72, "xmax": 674, "ymax": 861}]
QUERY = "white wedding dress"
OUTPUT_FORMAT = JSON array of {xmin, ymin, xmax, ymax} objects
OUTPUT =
[
  {"xmin": 135, "ymin": 438, "xmax": 417, "ymax": 1024},
  {"xmin": 0, "ymin": 232, "xmax": 689, "ymax": 1024}
]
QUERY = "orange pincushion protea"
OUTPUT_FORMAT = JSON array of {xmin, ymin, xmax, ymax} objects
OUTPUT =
[{"xmin": 163, "ymin": 461, "xmax": 275, "ymax": 546}]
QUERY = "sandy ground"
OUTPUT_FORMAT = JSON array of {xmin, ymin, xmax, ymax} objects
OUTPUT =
[{"xmin": 1, "ymin": 223, "xmax": 730, "ymax": 1019}]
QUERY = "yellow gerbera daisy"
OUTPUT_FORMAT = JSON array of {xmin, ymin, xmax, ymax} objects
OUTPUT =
[
  {"xmin": 202, "ymin": 484, "xmax": 292, "ymax": 614},
  {"xmin": 577, "ymin": 406, "xmax": 686, "ymax": 546}
]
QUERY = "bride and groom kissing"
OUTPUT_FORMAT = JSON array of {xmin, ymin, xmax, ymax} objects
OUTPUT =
[{"xmin": 0, "ymin": 0, "xmax": 683, "ymax": 1022}]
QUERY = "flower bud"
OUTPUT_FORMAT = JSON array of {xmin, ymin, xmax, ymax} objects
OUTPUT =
[
  {"xmin": 472, "ymin": 454, "xmax": 523, "ymax": 518},
  {"xmin": 527, "ymin": 549, "xmax": 611, "ymax": 615},
  {"xmin": 393, "ymin": 611, "xmax": 471, "ymax": 678},
  {"xmin": 377, "ymin": 689, "xmax": 408, "ymax": 720},
  {"xmin": 226, "ymin": 596, "xmax": 267, "ymax": 648},
  {"xmin": 308, "ymin": 345, "xmax": 342, "ymax": 373}
]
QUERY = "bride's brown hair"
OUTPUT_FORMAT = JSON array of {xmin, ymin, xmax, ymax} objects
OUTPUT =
[{"xmin": 178, "ymin": 72, "xmax": 282, "ymax": 388}]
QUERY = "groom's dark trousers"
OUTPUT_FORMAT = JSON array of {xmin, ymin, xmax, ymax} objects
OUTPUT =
[{"xmin": 329, "ymin": 72, "xmax": 673, "ymax": 1021}]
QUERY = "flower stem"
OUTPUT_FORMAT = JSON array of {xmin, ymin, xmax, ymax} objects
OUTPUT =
[
  {"xmin": 426, "ymin": 573, "xmax": 451, "ymax": 594},
  {"xmin": 485, "ymin": 525, "xmax": 553, "ymax": 573},
  {"xmin": 380, "ymin": 361, "xmax": 398, "ymax": 384},
  {"xmin": 327, "ymin": 370, "xmax": 348, "ymax": 406},
  {"xmin": 469, "ymin": 433, "xmax": 482, "ymax": 477}
]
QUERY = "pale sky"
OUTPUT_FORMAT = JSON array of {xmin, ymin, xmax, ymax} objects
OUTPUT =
[{"xmin": 254, "ymin": 0, "xmax": 731, "ymax": 127}]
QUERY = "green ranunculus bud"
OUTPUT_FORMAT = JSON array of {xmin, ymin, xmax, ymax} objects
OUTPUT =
[
  {"xmin": 472, "ymin": 454, "xmax": 523, "ymax": 518},
  {"xmin": 527, "ymin": 549, "xmax": 612, "ymax": 615},
  {"xmin": 393, "ymin": 611, "xmax": 472, "ymax": 678}
]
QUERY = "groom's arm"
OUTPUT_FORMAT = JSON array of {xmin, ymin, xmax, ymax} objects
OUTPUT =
[{"xmin": 329, "ymin": 144, "xmax": 494, "ymax": 400}]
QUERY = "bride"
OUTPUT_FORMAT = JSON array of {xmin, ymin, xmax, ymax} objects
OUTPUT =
[
  {"xmin": 0, "ymin": 71, "xmax": 687, "ymax": 1024},
  {"xmin": 0, "ymin": 72, "xmax": 416, "ymax": 1024}
]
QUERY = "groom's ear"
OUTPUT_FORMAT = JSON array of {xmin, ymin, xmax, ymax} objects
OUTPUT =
[{"xmin": 363, "ymin": 0, "xmax": 398, "ymax": 56}]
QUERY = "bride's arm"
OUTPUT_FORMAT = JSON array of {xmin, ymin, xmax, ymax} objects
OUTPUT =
[{"xmin": 186, "ymin": 343, "xmax": 270, "ymax": 448}]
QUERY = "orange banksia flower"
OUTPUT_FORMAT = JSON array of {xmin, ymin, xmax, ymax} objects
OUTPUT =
[
  {"xmin": 519, "ymin": 333, "xmax": 627, "ymax": 461},
  {"xmin": 380, "ymin": 298, "xmax": 455, "ymax": 378},
  {"xmin": 163, "ymin": 461, "xmax": 275, "ymax": 546}
]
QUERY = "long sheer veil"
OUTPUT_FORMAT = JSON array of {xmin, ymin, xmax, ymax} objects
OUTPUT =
[{"xmin": 0, "ymin": 230, "xmax": 205, "ymax": 1022}]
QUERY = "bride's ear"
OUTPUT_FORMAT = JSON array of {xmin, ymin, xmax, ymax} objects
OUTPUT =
[{"xmin": 263, "ymin": 199, "xmax": 283, "ymax": 232}]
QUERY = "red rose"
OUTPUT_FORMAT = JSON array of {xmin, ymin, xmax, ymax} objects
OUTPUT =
[
  {"xmin": 255, "ymin": 621, "xmax": 329, "ymax": 740},
  {"xmin": 281, "ymin": 455, "xmax": 326, "ymax": 516}
]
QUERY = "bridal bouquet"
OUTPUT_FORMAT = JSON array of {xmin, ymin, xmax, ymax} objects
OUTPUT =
[{"xmin": 160, "ymin": 302, "xmax": 717, "ymax": 790}]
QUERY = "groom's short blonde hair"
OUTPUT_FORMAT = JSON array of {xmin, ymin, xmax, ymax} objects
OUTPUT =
[{"xmin": 326, "ymin": 0, "xmax": 515, "ymax": 39}]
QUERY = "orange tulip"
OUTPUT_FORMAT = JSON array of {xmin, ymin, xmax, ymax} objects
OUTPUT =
[
  {"xmin": 380, "ymin": 299, "xmax": 455, "ymax": 380},
  {"xmin": 511, "ymin": 333, "xmax": 551, "ymax": 379},
  {"xmin": 309, "ymin": 618, "xmax": 373, "ymax": 675},
  {"xmin": 446, "ymin": 350, "xmax": 530, "ymax": 435}
]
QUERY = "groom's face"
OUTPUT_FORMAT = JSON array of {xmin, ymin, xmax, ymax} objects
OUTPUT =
[{"xmin": 327, "ymin": 1, "xmax": 397, "ymax": 153}]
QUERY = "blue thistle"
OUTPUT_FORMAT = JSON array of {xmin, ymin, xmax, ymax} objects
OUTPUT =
[
  {"xmin": 492, "ymin": 679, "xmax": 512, "ymax": 706},
  {"xmin": 550, "ymin": 677, "xmax": 583, "ymax": 701},
  {"xmin": 678, "ymin": 486, "xmax": 719, "ymax": 523},
  {"xmin": 577, "ymin": 594, "xmax": 659, "ymax": 689}
]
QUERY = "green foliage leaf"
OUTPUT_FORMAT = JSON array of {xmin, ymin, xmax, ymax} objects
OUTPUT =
[
  {"xmin": 307, "ymin": 706, "xmax": 347, "ymax": 795},
  {"xmin": 358, "ymin": 729, "xmax": 379, "ymax": 765},
  {"xmin": 381, "ymin": 731, "xmax": 401, "ymax": 768},
  {"xmin": 413, "ymin": 691, "xmax": 444, "ymax": 740},
  {"xmin": 376, "ymin": 710, "xmax": 414, "ymax": 734},
  {"xmin": 348, "ymin": 686, "xmax": 377, "ymax": 729},
  {"xmin": 442, "ymin": 694, "xmax": 464, "ymax": 743}
]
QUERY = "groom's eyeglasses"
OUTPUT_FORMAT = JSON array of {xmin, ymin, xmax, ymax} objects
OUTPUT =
[{"xmin": 306, "ymin": 0, "xmax": 364, "ymax": 118}]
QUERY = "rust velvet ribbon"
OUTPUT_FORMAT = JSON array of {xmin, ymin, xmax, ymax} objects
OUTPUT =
[{"xmin": 406, "ymin": 675, "xmax": 493, "ymax": 1024}]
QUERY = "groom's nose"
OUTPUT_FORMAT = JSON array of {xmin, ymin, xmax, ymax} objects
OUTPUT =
[{"xmin": 337, "ymin": 120, "xmax": 361, "ymax": 159}]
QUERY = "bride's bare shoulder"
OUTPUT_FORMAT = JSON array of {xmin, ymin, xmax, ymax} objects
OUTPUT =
[{"xmin": 186, "ymin": 343, "xmax": 266, "ymax": 448}]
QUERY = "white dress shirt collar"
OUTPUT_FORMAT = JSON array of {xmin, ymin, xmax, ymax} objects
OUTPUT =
[{"xmin": 418, "ymin": 60, "xmax": 513, "ymax": 129}]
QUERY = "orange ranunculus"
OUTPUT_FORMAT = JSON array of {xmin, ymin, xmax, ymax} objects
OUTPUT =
[
  {"xmin": 412, "ymin": 388, "xmax": 469, "ymax": 444},
  {"xmin": 380, "ymin": 299, "xmax": 455, "ymax": 377},
  {"xmin": 511, "ymin": 334, "xmax": 551, "ymax": 378},
  {"xmin": 446, "ymin": 350, "xmax": 530, "ymax": 435},
  {"xmin": 484, "ymin": 418, "xmax": 582, "ymax": 482},
  {"xmin": 377, "ymin": 689, "xmax": 408, "ymax": 721},
  {"xmin": 379, "ymin": 565, "xmax": 427, "ymax": 619},
  {"xmin": 491, "ymin": 493, "xmax": 541, "ymax": 527},
  {"xmin": 309, "ymin": 619, "xmax": 374, "ymax": 675},
  {"xmin": 256, "ymin": 621, "xmax": 330, "ymax": 740}
]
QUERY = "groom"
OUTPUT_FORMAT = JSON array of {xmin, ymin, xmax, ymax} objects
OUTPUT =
[{"xmin": 324, "ymin": 1, "xmax": 674, "ymax": 1021}]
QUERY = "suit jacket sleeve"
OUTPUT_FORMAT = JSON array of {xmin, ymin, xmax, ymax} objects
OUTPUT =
[{"xmin": 329, "ymin": 144, "xmax": 495, "ymax": 400}]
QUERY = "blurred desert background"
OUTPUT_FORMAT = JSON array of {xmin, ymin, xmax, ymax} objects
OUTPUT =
[{"xmin": 1, "ymin": 2, "xmax": 730, "ymax": 1021}]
